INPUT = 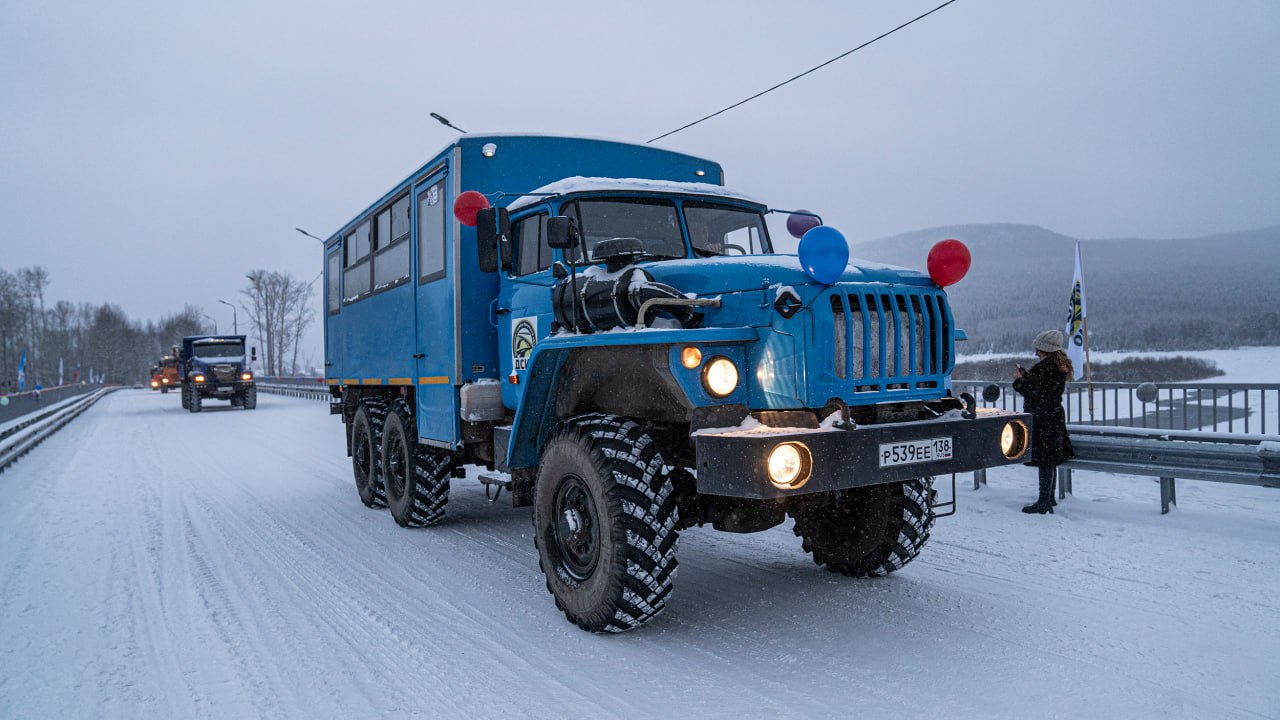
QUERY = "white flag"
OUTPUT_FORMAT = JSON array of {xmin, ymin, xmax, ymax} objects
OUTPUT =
[
  {"xmin": 59, "ymin": 357, "xmax": 64, "ymax": 386},
  {"xmin": 1064, "ymin": 241, "xmax": 1087, "ymax": 380}
]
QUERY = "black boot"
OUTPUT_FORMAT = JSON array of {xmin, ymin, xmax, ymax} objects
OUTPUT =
[{"xmin": 1022, "ymin": 467, "xmax": 1055, "ymax": 514}]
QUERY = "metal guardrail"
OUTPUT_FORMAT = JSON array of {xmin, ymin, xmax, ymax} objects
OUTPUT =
[
  {"xmin": 956, "ymin": 380, "xmax": 1280, "ymax": 435},
  {"xmin": 1062, "ymin": 426, "xmax": 1278, "ymax": 513},
  {"xmin": 0, "ymin": 388, "xmax": 115, "ymax": 474},
  {"xmin": 0, "ymin": 383, "xmax": 102, "ymax": 425},
  {"xmin": 962, "ymin": 380, "xmax": 1280, "ymax": 514},
  {"xmin": 257, "ymin": 381, "xmax": 330, "ymax": 401}
]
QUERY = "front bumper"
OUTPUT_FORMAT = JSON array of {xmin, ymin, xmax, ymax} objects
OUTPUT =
[
  {"xmin": 193, "ymin": 380, "xmax": 253, "ymax": 397},
  {"xmin": 694, "ymin": 408, "xmax": 1032, "ymax": 499}
]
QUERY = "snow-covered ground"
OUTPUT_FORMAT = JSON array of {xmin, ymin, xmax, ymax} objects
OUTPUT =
[{"xmin": 2, "ymin": 390, "xmax": 1278, "ymax": 719}]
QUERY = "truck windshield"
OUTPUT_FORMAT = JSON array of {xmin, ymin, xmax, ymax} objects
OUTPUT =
[
  {"xmin": 563, "ymin": 198, "xmax": 685, "ymax": 262},
  {"xmin": 560, "ymin": 197, "xmax": 772, "ymax": 263},
  {"xmin": 684, "ymin": 201, "xmax": 772, "ymax": 256},
  {"xmin": 193, "ymin": 342, "xmax": 244, "ymax": 360}
]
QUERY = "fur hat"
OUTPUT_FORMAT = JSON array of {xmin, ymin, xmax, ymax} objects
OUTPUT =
[{"xmin": 1033, "ymin": 329, "xmax": 1064, "ymax": 353}]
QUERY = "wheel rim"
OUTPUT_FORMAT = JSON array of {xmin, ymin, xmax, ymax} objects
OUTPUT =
[
  {"xmin": 385, "ymin": 426, "xmax": 408, "ymax": 500},
  {"xmin": 551, "ymin": 475, "xmax": 601, "ymax": 581}
]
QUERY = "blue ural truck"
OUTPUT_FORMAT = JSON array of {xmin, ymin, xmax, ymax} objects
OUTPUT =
[
  {"xmin": 323, "ymin": 135, "xmax": 1032, "ymax": 632},
  {"xmin": 179, "ymin": 335, "xmax": 258, "ymax": 412}
]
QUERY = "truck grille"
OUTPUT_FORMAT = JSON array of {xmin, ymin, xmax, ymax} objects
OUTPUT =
[
  {"xmin": 212, "ymin": 364, "xmax": 238, "ymax": 383},
  {"xmin": 829, "ymin": 288, "xmax": 950, "ymax": 387}
]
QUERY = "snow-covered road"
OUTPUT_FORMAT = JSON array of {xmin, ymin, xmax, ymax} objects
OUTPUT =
[{"xmin": 2, "ymin": 390, "xmax": 1277, "ymax": 719}]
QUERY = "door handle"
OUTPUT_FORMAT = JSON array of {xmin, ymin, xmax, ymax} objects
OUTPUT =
[
  {"xmin": 413, "ymin": 353, "xmax": 425, "ymax": 359},
  {"xmin": 495, "ymin": 307, "xmax": 511, "ymax": 316}
]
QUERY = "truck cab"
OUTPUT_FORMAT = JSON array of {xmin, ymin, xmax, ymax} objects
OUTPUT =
[
  {"xmin": 151, "ymin": 354, "xmax": 181, "ymax": 393},
  {"xmin": 178, "ymin": 335, "xmax": 257, "ymax": 412},
  {"xmin": 322, "ymin": 135, "xmax": 1032, "ymax": 632}
]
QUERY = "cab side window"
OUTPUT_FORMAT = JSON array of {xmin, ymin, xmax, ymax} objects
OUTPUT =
[{"xmin": 513, "ymin": 213, "xmax": 550, "ymax": 276}]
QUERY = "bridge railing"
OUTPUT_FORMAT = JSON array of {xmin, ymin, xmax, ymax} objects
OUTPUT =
[
  {"xmin": 958, "ymin": 379, "xmax": 1280, "ymax": 513},
  {"xmin": 956, "ymin": 379, "xmax": 1280, "ymax": 435},
  {"xmin": 0, "ymin": 383, "xmax": 103, "ymax": 426}
]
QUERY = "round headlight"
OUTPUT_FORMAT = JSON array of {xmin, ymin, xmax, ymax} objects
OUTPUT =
[
  {"xmin": 1001, "ymin": 421, "xmax": 1028, "ymax": 459},
  {"xmin": 701, "ymin": 356, "xmax": 739, "ymax": 398},
  {"xmin": 680, "ymin": 346, "xmax": 702, "ymax": 369},
  {"xmin": 768, "ymin": 442, "xmax": 812, "ymax": 489}
]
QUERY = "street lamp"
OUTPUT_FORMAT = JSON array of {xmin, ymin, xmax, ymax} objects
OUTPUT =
[
  {"xmin": 202, "ymin": 313, "xmax": 217, "ymax": 334},
  {"xmin": 295, "ymin": 227, "xmax": 326, "ymax": 243},
  {"xmin": 218, "ymin": 299, "xmax": 238, "ymax": 334}
]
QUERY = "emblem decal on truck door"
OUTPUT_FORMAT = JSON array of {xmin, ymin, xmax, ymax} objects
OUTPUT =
[{"xmin": 512, "ymin": 317, "xmax": 537, "ymax": 371}]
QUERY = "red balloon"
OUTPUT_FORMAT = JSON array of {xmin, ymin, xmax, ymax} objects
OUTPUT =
[
  {"xmin": 453, "ymin": 190, "xmax": 490, "ymax": 227},
  {"xmin": 927, "ymin": 238, "xmax": 971, "ymax": 287}
]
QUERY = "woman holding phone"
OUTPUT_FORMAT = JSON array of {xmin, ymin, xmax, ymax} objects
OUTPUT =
[{"xmin": 1012, "ymin": 330, "xmax": 1075, "ymax": 514}]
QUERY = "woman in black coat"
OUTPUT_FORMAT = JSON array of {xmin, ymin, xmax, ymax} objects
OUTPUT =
[{"xmin": 1012, "ymin": 329, "xmax": 1075, "ymax": 514}]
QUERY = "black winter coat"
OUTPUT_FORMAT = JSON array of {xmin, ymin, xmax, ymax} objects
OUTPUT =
[{"xmin": 1012, "ymin": 357, "xmax": 1075, "ymax": 467}]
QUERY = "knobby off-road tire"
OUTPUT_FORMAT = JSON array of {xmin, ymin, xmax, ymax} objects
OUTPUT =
[
  {"xmin": 180, "ymin": 387, "xmax": 189, "ymax": 409},
  {"xmin": 189, "ymin": 387, "xmax": 203, "ymax": 413},
  {"xmin": 351, "ymin": 402, "xmax": 387, "ymax": 508},
  {"xmin": 382, "ymin": 400, "xmax": 451, "ymax": 527},
  {"xmin": 242, "ymin": 385, "xmax": 257, "ymax": 410},
  {"xmin": 533, "ymin": 413, "xmax": 680, "ymax": 633},
  {"xmin": 791, "ymin": 478, "xmax": 934, "ymax": 577}
]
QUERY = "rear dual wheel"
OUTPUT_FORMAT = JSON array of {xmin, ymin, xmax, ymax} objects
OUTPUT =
[
  {"xmin": 381, "ymin": 400, "xmax": 451, "ymax": 527},
  {"xmin": 350, "ymin": 401, "xmax": 387, "ymax": 508}
]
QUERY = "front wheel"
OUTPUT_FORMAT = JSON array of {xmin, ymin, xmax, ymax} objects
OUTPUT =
[
  {"xmin": 791, "ymin": 478, "xmax": 935, "ymax": 577},
  {"xmin": 189, "ymin": 388, "xmax": 202, "ymax": 413},
  {"xmin": 242, "ymin": 385, "xmax": 257, "ymax": 410},
  {"xmin": 161, "ymin": 385, "xmax": 169, "ymax": 394},
  {"xmin": 533, "ymin": 414, "xmax": 680, "ymax": 633}
]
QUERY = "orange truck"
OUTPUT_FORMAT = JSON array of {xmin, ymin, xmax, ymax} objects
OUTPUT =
[{"xmin": 150, "ymin": 355, "xmax": 181, "ymax": 393}]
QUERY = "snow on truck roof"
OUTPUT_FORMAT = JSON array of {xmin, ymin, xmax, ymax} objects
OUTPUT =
[{"xmin": 506, "ymin": 177, "xmax": 763, "ymax": 212}]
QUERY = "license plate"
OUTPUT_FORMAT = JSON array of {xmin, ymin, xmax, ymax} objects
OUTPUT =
[
  {"xmin": 219, "ymin": 386, "xmax": 232, "ymax": 392},
  {"xmin": 879, "ymin": 436, "xmax": 953, "ymax": 467}
]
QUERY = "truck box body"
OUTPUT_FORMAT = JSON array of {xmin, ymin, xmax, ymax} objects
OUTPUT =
[{"xmin": 323, "ymin": 135, "xmax": 722, "ymax": 446}]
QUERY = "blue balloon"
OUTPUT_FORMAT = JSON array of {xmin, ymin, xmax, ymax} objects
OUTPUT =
[{"xmin": 798, "ymin": 226, "xmax": 849, "ymax": 285}]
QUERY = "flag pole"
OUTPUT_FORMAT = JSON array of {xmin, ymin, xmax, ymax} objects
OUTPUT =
[
  {"xmin": 1080, "ymin": 244, "xmax": 1094, "ymax": 421},
  {"xmin": 1082, "ymin": 314, "xmax": 1094, "ymax": 421}
]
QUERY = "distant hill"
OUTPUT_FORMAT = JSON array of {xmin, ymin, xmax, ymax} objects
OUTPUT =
[{"xmin": 850, "ymin": 224, "xmax": 1280, "ymax": 353}]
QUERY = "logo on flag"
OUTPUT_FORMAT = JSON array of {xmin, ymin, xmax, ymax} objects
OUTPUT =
[
  {"xmin": 1063, "ymin": 242, "xmax": 1088, "ymax": 380},
  {"xmin": 17, "ymin": 350, "xmax": 26, "ymax": 392}
]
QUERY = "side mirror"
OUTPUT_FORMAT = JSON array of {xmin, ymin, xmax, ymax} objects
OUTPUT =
[
  {"xmin": 251, "ymin": 347, "xmax": 257, "ymax": 362},
  {"xmin": 476, "ymin": 207, "xmax": 510, "ymax": 274},
  {"xmin": 547, "ymin": 216, "xmax": 580, "ymax": 250}
]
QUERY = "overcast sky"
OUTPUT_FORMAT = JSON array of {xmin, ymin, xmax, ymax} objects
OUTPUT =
[{"xmin": 2, "ymin": 1, "xmax": 1277, "ymax": 365}]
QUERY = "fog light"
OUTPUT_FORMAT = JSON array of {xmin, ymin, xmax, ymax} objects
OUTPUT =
[
  {"xmin": 194, "ymin": 374, "xmax": 205, "ymax": 383},
  {"xmin": 1001, "ymin": 421, "xmax": 1028, "ymax": 459},
  {"xmin": 768, "ymin": 442, "xmax": 811, "ymax": 489},
  {"xmin": 162, "ymin": 378, "xmax": 169, "ymax": 384},
  {"xmin": 680, "ymin": 346, "xmax": 702, "ymax": 369},
  {"xmin": 241, "ymin": 372, "xmax": 252, "ymax": 381},
  {"xmin": 701, "ymin": 356, "xmax": 738, "ymax": 398}
]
